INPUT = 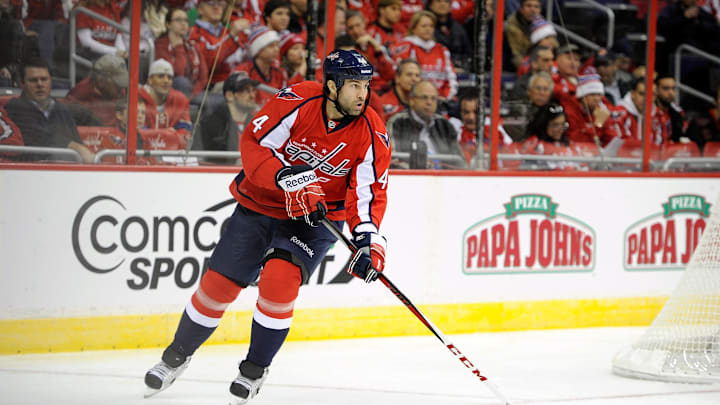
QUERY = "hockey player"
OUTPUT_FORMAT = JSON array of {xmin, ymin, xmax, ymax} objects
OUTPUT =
[{"xmin": 143, "ymin": 49, "xmax": 391, "ymax": 404}]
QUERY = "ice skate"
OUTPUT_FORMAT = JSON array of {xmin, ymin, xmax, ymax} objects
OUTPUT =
[
  {"xmin": 228, "ymin": 360, "xmax": 269, "ymax": 405},
  {"xmin": 144, "ymin": 347, "xmax": 191, "ymax": 398}
]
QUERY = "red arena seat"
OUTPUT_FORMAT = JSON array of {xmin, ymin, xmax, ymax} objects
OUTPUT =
[
  {"xmin": 661, "ymin": 142, "xmax": 701, "ymax": 160},
  {"xmin": 702, "ymin": 141, "xmax": 720, "ymax": 157}
]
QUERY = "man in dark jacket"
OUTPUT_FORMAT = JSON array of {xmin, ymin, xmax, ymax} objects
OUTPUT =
[
  {"xmin": 427, "ymin": 0, "xmax": 472, "ymax": 71},
  {"xmin": 5, "ymin": 58, "xmax": 95, "ymax": 163},
  {"xmin": 193, "ymin": 72, "xmax": 259, "ymax": 164},
  {"xmin": 386, "ymin": 80, "xmax": 463, "ymax": 168}
]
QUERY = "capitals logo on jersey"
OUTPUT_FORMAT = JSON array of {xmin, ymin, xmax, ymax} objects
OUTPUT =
[
  {"xmin": 375, "ymin": 130, "xmax": 389, "ymax": 149},
  {"xmin": 276, "ymin": 87, "xmax": 304, "ymax": 101}
]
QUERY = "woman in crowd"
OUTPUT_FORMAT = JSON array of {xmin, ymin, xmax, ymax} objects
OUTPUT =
[
  {"xmin": 155, "ymin": 8, "xmax": 209, "ymax": 98},
  {"xmin": 279, "ymin": 31, "xmax": 306, "ymax": 85},
  {"xmin": 392, "ymin": 10, "xmax": 457, "ymax": 101}
]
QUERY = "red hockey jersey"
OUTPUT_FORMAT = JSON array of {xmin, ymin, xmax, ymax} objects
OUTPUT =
[
  {"xmin": 230, "ymin": 81, "xmax": 391, "ymax": 234},
  {"xmin": 393, "ymin": 36, "xmax": 458, "ymax": 100}
]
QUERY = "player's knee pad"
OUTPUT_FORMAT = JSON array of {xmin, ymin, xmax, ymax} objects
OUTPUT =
[
  {"xmin": 254, "ymin": 257, "xmax": 302, "ymax": 329},
  {"xmin": 186, "ymin": 269, "xmax": 243, "ymax": 328}
]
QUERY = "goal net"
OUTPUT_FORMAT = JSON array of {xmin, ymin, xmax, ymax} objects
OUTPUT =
[{"xmin": 612, "ymin": 195, "xmax": 720, "ymax": 384}]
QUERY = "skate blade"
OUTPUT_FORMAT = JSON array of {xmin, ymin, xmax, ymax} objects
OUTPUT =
[
  {"xmin": 144, "ymin": 386, "xmax": 164, "ymax": 399},
  {"xmin": 228, "ymin": 394, "xmax": 249, "ymax": 405}
]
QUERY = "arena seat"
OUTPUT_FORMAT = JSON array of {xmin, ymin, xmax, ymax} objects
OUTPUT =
[
  {"xmin": 139, "ymin": 129, "xmax": 183, "ymax": 150},
  {"xmin": 702, "ymin": 141, "xmax": 720, "ymax": 157},
  {"xmin": 660, "ymin": 142, "xmax": 701, "ymax": 160},
  {"xmin": 572, "ymin": 142, "xmax": 601, "ymax": 157},
  {"xmin": 78, "ymin": 126, "xmax": 126, "ymax": 163}
]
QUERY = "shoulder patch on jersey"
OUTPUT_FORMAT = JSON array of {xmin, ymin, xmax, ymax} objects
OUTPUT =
[
  {"xmin": 375, "ymin": 130, "xmax": 390, "ymax": 149},
  {"xmin": 276, "ymin": 87, "xmax": 304, "ymax": 101}
]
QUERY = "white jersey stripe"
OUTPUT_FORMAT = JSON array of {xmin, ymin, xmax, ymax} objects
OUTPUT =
[
  {"xmin": 253, "ymin": 307, "xmax": 293, "ymax": 330},
  {"xmin": 185, "ymin": 301, "xmax": 221, "ymax": 328},
  {"xmin": 353, "ymin": 144, "xmax": 377, "ymax": 226}
]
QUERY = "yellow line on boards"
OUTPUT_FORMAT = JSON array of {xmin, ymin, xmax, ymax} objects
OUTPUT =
[{"xmin": 0, "ymin": 297, "xmax": 667, "ymax": 354}]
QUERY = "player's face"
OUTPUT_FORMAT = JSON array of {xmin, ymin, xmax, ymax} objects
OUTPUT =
[
  {"xmin": 22, "ymin": 67, "xmax": 51, "ymax": 105},
  {"xmin": 414, "ymin": 16, "xmax": 435, "ymax": 41},
  {"xmin": 410, "ymin": 82, "xmax": 438, "ymax": 120},
  {"xmin": 397, "ymin": 63, "xmax": 421, "ymax": 92},
  {"xmin": 631, "ymin": 83, "xmax": 645, "ymax": 110},
  {"xmin": 148, "ymin": 73, "xmax": 173, "ymax": 98},
  {"xmin": 346, "ymin": 15, "xmax": 366, "ymax": 40},
  {"xmin": 337, "ymin": 79, "xmax": 370, "ymax": 116},
  {"xmin": 460, "ymin": 99, "xmax": 478, "ymax": 131},
  {"xmin": 267, "ymin": 7, "xmax": 290, "ymax": 31},
  {"xmin": 380, "ymin": 4, "xmax": 401, "ymax": 25}
]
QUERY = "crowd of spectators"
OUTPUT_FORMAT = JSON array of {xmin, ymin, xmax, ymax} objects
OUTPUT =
[{"xmin": 0, "ymin": 0, "xmax": 718, "ymax": 170}]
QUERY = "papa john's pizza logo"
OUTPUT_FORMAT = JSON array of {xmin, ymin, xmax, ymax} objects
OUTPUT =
[
  {"xmin": 623, "ymin": 194, "xmax": 711, "ymax": 271},
  {"xmin": 462, "ymin": 194, "xmax": 596, "ymax": 274}
]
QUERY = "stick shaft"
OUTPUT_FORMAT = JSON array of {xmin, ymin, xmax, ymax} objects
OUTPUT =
[{"xmin": 320, "ymin": 219, "xmax": 513, "ymax": 404}]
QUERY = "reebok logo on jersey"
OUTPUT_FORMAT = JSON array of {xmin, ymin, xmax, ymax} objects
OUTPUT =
[
  {"xmin": 277, "ymin": 88, "xmax": 304, "ymax": 101},
  {"xmin": 290, "ymin": 236, "xmax": 314, "ymax": 257}
]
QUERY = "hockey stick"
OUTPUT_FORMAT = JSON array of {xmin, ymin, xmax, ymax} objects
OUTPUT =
[{"xmin": 320, "ymin": 218, "xmax": 513, "ymax": 405}]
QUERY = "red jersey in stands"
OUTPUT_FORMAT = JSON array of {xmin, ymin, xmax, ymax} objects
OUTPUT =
[
  {"xmin": 377, "ymin": 87, "xmax": 408, "ymax": 121},
  {"xmin": 451, "ymin": 0, "xmax": 475, "ymax": 24},
  {"xmin": 564, "ymin": 100, "xmax": 620, "ymax": 146},
  {"xmin": 138, "ymin": 86, "xmax": 192, "ymax": 141},
  {"xmin": 552, "ymin": 73, "xmax": 577, "ymax": 106},
  {"xmin": 234, "ymin": 60, "xmax": 288, "ymax": 107},
  {"xmin": 75, "ymin": 4, "xmax": 122, "ymax": 46},
  {"xmin": 347, "ymin": 0, "xmax": 377, "ymax": 25},
  {"xmin": 23, "ymin": 0, "xmax": 65, "ymax": 27},
  {"xmin": 189, "ymin": 20, "xmax": 242, "ymax": 84},
  {"xmin": 65, "ymin": 77, "xmax": 119, "ymax": 126},
  {"xmin": 356, "ymin": 45, "xmax": 395, "ymax": 94},
  {"xmin": 396, "ymin": 0, "xmax": 424, "ymax": 33},
  {"xmin": 368, "ymin": 21, "xmax": 404, "ymax": 53},
  {"xmin": 154, "ymin": 35, "xmax": 209, "ymax": 97},
  {"xmin": 393, "ymin": 36, "xmax": 458, "ymax": 100},
  {"xmin": 230, "ymin": 81, "xmax": 391, "ymax": 234},
  {"xmin": 0, "ymin": 106, "xmax": 23, "ymax": 146}
]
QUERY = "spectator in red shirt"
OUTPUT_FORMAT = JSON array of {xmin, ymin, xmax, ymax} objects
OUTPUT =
[
  {"xmin": 345, "ymin": 10, "xmax": 396, "ymax": 94},
  {"xmin": 188, "ymin": 0, "xmax": 246, "ymax": 87},
  {"xmin": 552, "ymin": 43, "xmax": 580, "ymax": 106},
  {"xmin": 139, "ymin": 59, "xmax": 192, "ymax": 142},
  {"xmin": 155, "ymin": 8, "xmax": 209, "ymax": 99},
  {"xmin": 279, "ymin": 31, "xmax": 307, "ymax": 85},
  {"xmin": 23, "ymin": 0, "xmax": 65, "ymax": 70},
  {"xmin": 65, "ymin": 54, "xmax": 129, "ymax": 126},
  {"xmin": 614, "ymin": 77, "xmax": 647, "ymax": 141},
  {"xmin": 0, "ymin": 105, "xmax": 24, "ymax": 161},
  {"xmin": 368, "ymin": 0, "xmax": 403, "ymax": 53},
  {"xmin": 233, "ymin": 26, "xmax": 287, "ymax": 107},
  {"xmin": 263, "ymin": 0, "xmax": 292, "ymax": 32},
  {"xmin": 565, "ymin": 74, "xmax": 620, "ymax": 146},
  {"xmin": 393, "ymin": 11, "xmax": 457, "ymax": 101},
  {"xmin": 654, "ymin": 75, "xmax": 688, "ymax": 144},
  {"xmin": 75, "ymin": 0, "xmax": 124, "ymax": 60},
  {"xmin": 378, "ymin": 58, "xmax": 421, "ymax": 121}
]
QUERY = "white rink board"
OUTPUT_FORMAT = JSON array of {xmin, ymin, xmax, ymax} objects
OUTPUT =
[{"xmin": 1, "ymin": 169, "xmax": 718, "ymax": 319}]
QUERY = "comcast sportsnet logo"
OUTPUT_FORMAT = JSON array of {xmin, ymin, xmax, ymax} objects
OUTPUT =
[
  {"xmin": 624, "ymin": 194, "xmax": 711, "ymax": 271},
  {"xmin": 462, "ymin": 194, "xmax": 596, "ymax": 274}
]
